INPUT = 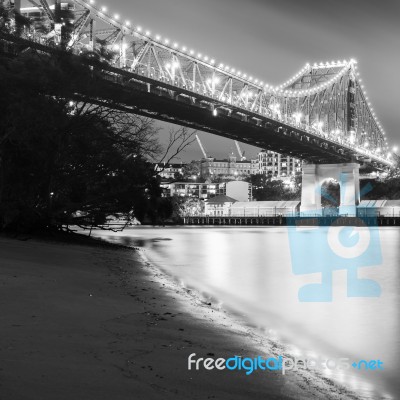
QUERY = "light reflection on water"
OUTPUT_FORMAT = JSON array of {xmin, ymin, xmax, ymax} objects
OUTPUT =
[{"xmin": 92, "ymin": 226, "xmax": 399, "ymax": 400}]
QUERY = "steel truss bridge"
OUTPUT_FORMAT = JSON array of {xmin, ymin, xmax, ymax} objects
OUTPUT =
[{"xmin": 0, "ymin": 0, "xmax": 394, "ymax": 169}]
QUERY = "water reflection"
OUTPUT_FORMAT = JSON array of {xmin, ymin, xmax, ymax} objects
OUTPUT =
[{"xmin": 92, "ymin": 226, "xmax": 400, "ymax": 399}]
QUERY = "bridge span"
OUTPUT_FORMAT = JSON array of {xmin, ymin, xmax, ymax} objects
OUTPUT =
[{"xmin": 0, "ymin": 0, "xmax": 395, "ymax": 170}]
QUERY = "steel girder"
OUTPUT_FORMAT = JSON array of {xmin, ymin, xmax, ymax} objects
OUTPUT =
[{"xmin": 13, "ymin": 0, "xmax": 392, "ymax": 168}]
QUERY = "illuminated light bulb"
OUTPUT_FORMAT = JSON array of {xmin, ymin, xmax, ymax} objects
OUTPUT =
[
  {"xmin": 156, "ymin": 35, "xmax": 161, "ymax": 40},
  {"xmin": 164, "ymin": 38, "xmax": 170, "ymax": 44},
  {"xmin": 210, "ymin": 59, "xmax": 215, "ymax": 64},
  {"xmin": 101, "ymin": 6, "xmax": 107, "ymax": 12},
  {"xmin": 249, "ymin": 76, "xmax": 253, "ymax": 81},
  {"xmin": 89, "ymin": 0, "xmax": 95, "ymax": 4},
  {"xmin": 173, "ymin": 42, "xmax": 178, "ymax": 48},
  {"xmin": 125, "ymin": 21, "xmax": 130, "ymax": 26},
  {"xmin": 243, "ymin": 74, "xmax": 247, "ymax": 78},
  {"xmin": 182, "ymin": 46, "xmax": 187, "ymax": 52},
  {"xmin": 114, "ymin": 14, "xmax": 119, "ymax": 20},
  {"xmin": 204, "ymin": 56, "xmax": 209, "ymax": 61},
  {"xmin": 393, "ymin": 146, "xmax": 398, "ymax": 152},
  {"xmin": 231, "ymin": 68, "xmax": 235, "ymax": 73},
  {"xmin": 137, "ymin": 26, "xmax": 142, "ymax": 32},
  {"xmin": 197, "ymin": 53, "xmax": 202, "ymax": 58},
  {"xmin": 165, "ymin": 63, "xmax": 171, "ymax": 69},
  {"xmin": 145, "ymin": 30, "xmax": 151, "ymax": 36},
  {"xmin": 219, "ymin": 63, "xmax": 224, "ymax": 68}
]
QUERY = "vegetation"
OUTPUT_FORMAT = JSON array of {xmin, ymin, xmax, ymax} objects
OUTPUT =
[
  {"xmin": 247, "ymin": 174, "xmax": 301, "ymax": 201},
  {"xmin": 0, "ymin": 13, "xmax": 194, "ymax": 232}
]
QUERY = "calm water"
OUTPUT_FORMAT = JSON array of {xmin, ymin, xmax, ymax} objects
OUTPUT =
[{"xmin": 92, "ymin": 226, "xmax": 400, "ymax": 400}]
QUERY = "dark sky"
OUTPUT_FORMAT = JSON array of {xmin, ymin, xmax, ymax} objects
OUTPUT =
[{"xmin": 108, "ymin": 0, "xmax": 400, "ymax": 161}]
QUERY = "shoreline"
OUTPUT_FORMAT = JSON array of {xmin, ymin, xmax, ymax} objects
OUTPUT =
[{"xmin": 0, "ymin": 233, "xmax": 362, "ymax": 399}]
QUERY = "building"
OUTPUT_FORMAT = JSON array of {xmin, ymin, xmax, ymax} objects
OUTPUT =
[
  {"xmin": 258, "ymin": 150, "xmax": 302, "ymax": 178},
  {"xmin": 154, "ymin": 163, "xmax": 184, "ymax": 180},
  {"xmin": 204, "ymin": 198, "xmax": 300, "ymax": 217},
  {"xmin": 160, "ymin": 180, "xmax": 252, "ymax": 201},
  {"xmin": 357, "ymin": 200, "xmax": 400, "ymax": 217},
  {"xmin": 204, "ymin": 195, "xmax": 237, "ymax": 216},
  {"xmin": 200, "ymin": 154, "xmax": 255, "ymax": 179},
  {"xmin": 200, "ymin": 150, "xmax": 301, "ymax": 180},
  {"xmin": 230, "ymin": 201, "xmax": 300, "ymax": 216},
  {"xmin": 226, "ymin": 181, "xmax": 252, "ymax": 202}
]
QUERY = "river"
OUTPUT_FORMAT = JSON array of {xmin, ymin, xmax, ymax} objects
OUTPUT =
[{"xmin": 92, "ymin": 226, "xmax": 399, "ymax": 400}]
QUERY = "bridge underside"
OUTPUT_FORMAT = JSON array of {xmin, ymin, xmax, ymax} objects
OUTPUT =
[
  {"xmin": 77, "ymin": 77, "xmax": 385, "ymax": 167},
  {"xmin": 0, "ymin": 33, "xmax": 389, "ymax": 169}
]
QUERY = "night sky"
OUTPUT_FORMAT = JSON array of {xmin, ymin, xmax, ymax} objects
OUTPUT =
[{"xmin": 92, "ymin": 0, "xmax": 400, "ymax": 161}]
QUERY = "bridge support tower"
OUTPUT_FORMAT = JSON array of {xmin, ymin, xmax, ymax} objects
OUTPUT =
[{"xmin": 300, "ymin": 163, "xmax": 360, "ymax": 216}]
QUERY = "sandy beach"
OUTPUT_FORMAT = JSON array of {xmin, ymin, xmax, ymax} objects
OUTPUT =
[{"xmin": 0, "ymin": 235, "xmax": 361, "ymax": 400}]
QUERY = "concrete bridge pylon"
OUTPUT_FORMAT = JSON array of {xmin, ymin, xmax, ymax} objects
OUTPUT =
[{"xmin": 300, "ymin": 163, "xmax": 360, "ymax": 216}]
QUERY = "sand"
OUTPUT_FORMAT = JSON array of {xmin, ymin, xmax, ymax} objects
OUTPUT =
[{"xmin": 0, "ymin": 236, "xmax": 361, "ymax": 400}]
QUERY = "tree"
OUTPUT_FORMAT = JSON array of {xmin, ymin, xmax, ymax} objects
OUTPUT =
[
  {"xmin": 248, "ymin": 174, "xmax": 300, "ymax": 201},
  {"xmin": 0, "ymin": 45, "xmax": 191, "ymax": 232},
  {"xmin": 176, "ymin": 161, "xmax": 200, "ymax": 181},
  {"xmin": 171, "ymin": 196, "xmax": 204, "ymax": 218}
]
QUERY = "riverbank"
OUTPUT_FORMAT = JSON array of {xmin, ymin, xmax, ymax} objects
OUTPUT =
[{"xmin": 0, "ymin": 234, "xmax": 360, "ymax": 400}]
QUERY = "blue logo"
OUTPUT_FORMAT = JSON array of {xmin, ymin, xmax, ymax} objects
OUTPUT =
[{"xmin": 287, "ymin": 182, "xmax": 382, "ymax": 302}]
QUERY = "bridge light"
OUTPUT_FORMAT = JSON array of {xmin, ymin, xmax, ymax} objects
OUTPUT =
[
  {"xmin": 145, "ymin": 30, "xmax": 151, "ymax": 36},
  {"xmin": 165, "ymin": 63, "xmax": 171, "ymax": 69},
  {"xmin": 198, "ymin": 53, "xmax": 202, "ymax": 58},
  {"xmin": 210, "ymin": 59, "xmax": 215, "ymax": 64},
  {"xmin": 89, "ymin": 0, "xmax": 95, "ymax": 4},
  {"xmin": 173, "ymin": 42, "xmax": 178, "ymax": 48},
  {"xmin": 125, "ymin": 21, "xmax": 131, "ymax": 26},
  {"xmin": 114, "ymin": 14, "xmax": 120, "ymax": 20},
  {"xmin": 101, "ymin": 6, "xmax": 107, "ymax": 12},
  {"xmin": 164, "ymin": 38, "xmax": 169, "ymax": 44},
  {"xmin": 137, "ymin": 26, "xmax": 142, "ymax": 32},
  {"xmin": 393, "ymin": 146, "xmax": 398, "ymax": 152},
  {"xmin": 293, "ymin": 112, "xmax": 302, "ymax": 125},
  {"xmin": 204, "ymin": 56, "xmax": 209, "ymax": 61},
  {"xmin": 182, "ymin": 46, "xmax": 187, "ymax": 51},
  {"xmin": 213, "ymin": 109, "xmax": 218, "ymax": 116},
  {"xmin": 156, "ymin": 35, "xmax": 161, "ymax": 40}
]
